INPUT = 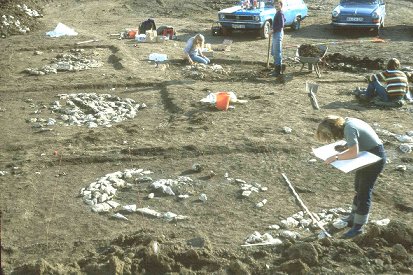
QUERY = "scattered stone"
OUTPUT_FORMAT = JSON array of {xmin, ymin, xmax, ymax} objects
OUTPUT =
[
  {"xmin": 283, "ymin": 126, "xmax": 292, "ymax": 134},
  {"xmin": 242, "ymin": 190, "xmax": 252, "ymax": 197},
  {"xmin": 136, "ymin": 207, "xmax": 188, "ymax": 222},
  {"xmin": 191, "ymin": 163, "xmax": 202, "ymax": 172},
  {"xmin": 399, "ymin": 144, "xmax": 413, "ymax": 154},
  {"xmin": 122, "ymin": 205, "xmax": 136, "ymax": 212},
  {"xmin": 256, "ymin": 199, "xmax": 267, "ymax": 208},
  {"xmin": 396, "ymin": 165, "xmax": 407, "ymax": 172},
  {"xmin": 111, "ymin": 213, "xmax": 129, "ymax": 221},
  {"xmin": 373, "ymin": 218, "xmax": 391, "ymax": 226},
  {"xmin": 199, "ymin": 193, "xmax": 207, "ymax": 202}
]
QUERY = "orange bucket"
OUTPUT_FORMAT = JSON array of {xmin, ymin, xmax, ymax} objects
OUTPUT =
[
  {"xmin": 128, "ymin": 29, "xmax": 138, "ymax": 39},
  {"xmin": 215, "ymin": 92, "xmax": 230, "ymax": 111}
]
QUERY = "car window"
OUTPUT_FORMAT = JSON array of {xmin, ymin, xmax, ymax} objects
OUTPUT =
[{"xmin": 285, "ymin": 0, "xmax": 294, "ymax": 7}]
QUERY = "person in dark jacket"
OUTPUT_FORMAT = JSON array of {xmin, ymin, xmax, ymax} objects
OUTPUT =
[
  {"xmin": 316, "ymin": 115, "xmax": 386, "ymax": 238},
  {"xmin": 271, "ymin": 1, "xmax": 285, "ymax": 76}
]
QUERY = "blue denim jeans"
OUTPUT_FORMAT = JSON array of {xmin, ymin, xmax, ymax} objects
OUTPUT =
[
  {"xmin": 271, "ymin": 30, "xmax": 283, "ymax": 66},
  {"xmin": 352, "ymin": 144, "xmax": 386, "ymax": 225},
  {"xmin": 366, "ymin": 78, "xmax": 388, "ymax": 101},
  {"xmin": 190, "ymin": 54, "xmax": 210, "ymax": 65}
]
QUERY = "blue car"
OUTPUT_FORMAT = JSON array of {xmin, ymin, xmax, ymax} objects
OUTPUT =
[
  {"xmin": 217, "ymin": 0, "xmax": 308, "ymax": 39},
  {"xmin": 331, "ymin": 0, "xmax": 386, "ymax": 35}
]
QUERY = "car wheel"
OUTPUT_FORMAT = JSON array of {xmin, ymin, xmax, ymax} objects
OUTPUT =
[
  {"xmin": 260, "ymin": 21, "xmax": 270, "ymax": 39},
  {"xmin": 291, "ymin": 17, "xmax": 301, "ymax": 31}
]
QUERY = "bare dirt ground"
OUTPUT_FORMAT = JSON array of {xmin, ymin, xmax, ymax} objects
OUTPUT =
[{"xmin": 1, "ymin": 0, "xmax": 413, "ymax": 274}]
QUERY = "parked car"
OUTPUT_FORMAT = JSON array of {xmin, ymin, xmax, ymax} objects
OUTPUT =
[
  {"xmin": 331, "ymin": 0, "xmax": 386, "ymax": 35},
  {"xmin": 216, "ymin": 0, "xmax": 308, "ymax": 39}
]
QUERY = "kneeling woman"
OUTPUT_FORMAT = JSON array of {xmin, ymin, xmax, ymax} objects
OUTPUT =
[
  {"xmin": 183, "ymin": 34, "xmax": 210, "ymax": 65},
  {"xmin": 316, "ymin": 115, "xmax": 386, "ymax": 238}
]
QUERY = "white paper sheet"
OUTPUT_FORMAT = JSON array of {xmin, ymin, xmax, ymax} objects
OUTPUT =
[
  {"xmin": 312, "ymin": 141, "xmax": 382, "ymax": 173},
  {"xmin": 46, "ymin": 23, "xmax": 78, "ymax": 37}
]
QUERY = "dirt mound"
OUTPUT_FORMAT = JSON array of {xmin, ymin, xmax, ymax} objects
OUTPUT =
[
  {"xmin": 9, "ymin": 221, "xmax": 413, "ymax": 274},
  {"xmin": 298, "ymin": 44, "xmax": 324, "ymax": 58},
  {"xmin": 325, "ymin": 53, "xmax": 386, "ymax": 71}
]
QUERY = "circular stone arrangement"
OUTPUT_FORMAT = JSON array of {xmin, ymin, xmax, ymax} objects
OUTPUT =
[{"xmin": 80, "ymin": 168, "xmax": 194, "ymax": 221}]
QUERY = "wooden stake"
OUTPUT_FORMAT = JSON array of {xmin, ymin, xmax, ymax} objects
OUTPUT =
[
  {"xmin": 281, "ymin": 173, "xmax": 331, "ymax": 238},
  {"xmin": 75, "ymin": 39, "xmax": 99, "ymax": 45},
  {"xmin": 241, "ymin": 242, "xmax": 280, "ymax": 247}
]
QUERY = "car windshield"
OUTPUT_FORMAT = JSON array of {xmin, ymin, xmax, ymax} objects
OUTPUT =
[{"xmin": 340, "ymin": 0, "xmax": 379, "ymax": 4}]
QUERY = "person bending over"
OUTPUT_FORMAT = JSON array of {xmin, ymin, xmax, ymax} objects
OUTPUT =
[{"xmin": 316, "ymin": 115, "xmax": 386, "ymax": 238}]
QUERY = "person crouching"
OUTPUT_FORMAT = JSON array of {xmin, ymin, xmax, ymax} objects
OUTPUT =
[{"xmin": 183, "ymin": 34, "xmax": 210, "ymax": 65}]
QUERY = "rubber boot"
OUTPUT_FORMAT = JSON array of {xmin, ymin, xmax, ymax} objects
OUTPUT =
[
  {"xmin": 343, "ymin": 223, "xmax": 363, "ymax": 239},
  {"xmin": 341, "ymin": 214, "xmax": 354, "ymax": 228},
  {"xmin": 279, "ymin": 63, "xmax": 284, "ymax": 75},
  {"xmin": 271, "ymin": 65, "xmax": 280, "ymax": 77},
  {"xmin": 341, "ymin": 205, "xmax": 356, "ymax": 228}
]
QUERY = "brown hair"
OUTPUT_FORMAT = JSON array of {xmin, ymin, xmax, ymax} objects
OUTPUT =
[
  {"xmin": 387, "ymin": 58, "xmax": 400, "ymax": 70},
  {"xmin": 275, "ymin": 1, "xmax": 283, "ymax": 8},
  {"xmin": 316, "ymin": 115, "xmax": 345, "ymax": 142}
]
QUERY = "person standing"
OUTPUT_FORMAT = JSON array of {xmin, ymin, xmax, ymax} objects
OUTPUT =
[
  {"xmin": 271, "ymin": 1, "xmax": 285, "ymax": 76},
  {"xmin": 183, "ymin": 34, "xmax": 210, "ymax": 65},
  {"xmin": 316, "ymin": 115, "xmax": 386, "ymax": 238}
]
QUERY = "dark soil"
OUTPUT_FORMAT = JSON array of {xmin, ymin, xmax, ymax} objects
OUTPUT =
[{"xmin": 1, "ymin": 0, "xmax": 413, "ymax": 274}]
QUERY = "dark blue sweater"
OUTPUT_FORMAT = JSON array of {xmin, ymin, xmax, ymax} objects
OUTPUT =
[{"xmin": 273, "ymin": 11, "xmax": 285, "ymax": 32}]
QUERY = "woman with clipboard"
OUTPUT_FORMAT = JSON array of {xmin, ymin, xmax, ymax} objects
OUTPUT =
[{"xmin": 316, "ymin": 115, "xmax": 387, "ymax": 238}]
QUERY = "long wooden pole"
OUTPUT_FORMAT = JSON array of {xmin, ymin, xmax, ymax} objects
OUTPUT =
[
  {"xmin": 281, "ymin": 173, "xmax": 331, "ymax": 238},
  {"xmin": 266, "ymin": 32, "xmax": 272, "ymax": 69}
]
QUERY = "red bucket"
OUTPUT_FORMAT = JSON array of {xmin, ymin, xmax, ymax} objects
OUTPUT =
[{"xmin": 215, "ymin": 92, "xmax": 230, "ymax": 111}]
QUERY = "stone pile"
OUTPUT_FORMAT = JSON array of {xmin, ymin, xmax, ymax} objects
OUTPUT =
[
  {"xmin": 1, "ymin": 4, "xmax": 42, "ymax": 37},
  {"xmin": 26, "ymin": 93, "xmax": 145, "ymax": 129},
  {"xmin": 24, "ymin": 49, "xmax": 103, "ymax": 75},
  {"xmin": 245, "ymin": 207, "xmax": 393, "ymax": 245},
  {"xmin": 183, "ymin": 63, "xmax": 229, "ymax": 80},
  {"xmin": 1, "ymin": 14, "xmax": 30, "ymax": 34},
  {"xmin": 244, "ymin": 207, "xmax": 350, "ymax": 245},
  {"xmin": 49, "ymin": 93, "xmax": 146, "ymax": 128},
  {"xmin": 17, "ymin": 4, "xmax": 42, "ymax": 17},
  {"xmin": 150, "ymin": 176, "xmax": 193, "ymax": 196}
]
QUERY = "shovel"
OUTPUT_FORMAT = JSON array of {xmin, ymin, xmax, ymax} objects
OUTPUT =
[
  {"xmin": 266, "ymin": 32, "xmax": 272, "ymax": 69},
  {"xmin": 306, "ymin": 81, "xmax": 320, "ymax": 110}
]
